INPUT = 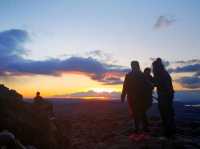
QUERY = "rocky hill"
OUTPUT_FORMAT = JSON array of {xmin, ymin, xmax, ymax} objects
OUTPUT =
[{"xmin": 0, "ymin": 84, "xmax": 70, "ymax": 149}]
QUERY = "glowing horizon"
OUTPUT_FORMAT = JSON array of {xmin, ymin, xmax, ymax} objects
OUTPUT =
[{"xmin": 1, "ymin": 72, "xmax": 183, "ymax": 99}]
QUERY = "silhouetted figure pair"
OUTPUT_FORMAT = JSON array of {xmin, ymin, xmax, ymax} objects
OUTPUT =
[
  {"xmin": 121, "ymin": 61, "xmax": 152, "ymax": 133},
  {"xmin": 121, "ymin": 58, "xmax": 175, "ymax": 138}
]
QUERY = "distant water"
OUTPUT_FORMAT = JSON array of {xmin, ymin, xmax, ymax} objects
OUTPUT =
[{"xmin": 175, "ymin": 91, "xmax": 200, "ymax": 105}]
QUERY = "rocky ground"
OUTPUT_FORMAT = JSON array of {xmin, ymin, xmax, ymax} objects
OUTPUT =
[
  {"xmin": 54, "ymin": 100, "xmax": 200, "ymax": 149},
  {"xmin": 0, "ymin": 84, "xmax": 70, "ymax": 149},
  {"xmin": 1, "ymin": 83, "xmax": 200, "ymax": 149}
]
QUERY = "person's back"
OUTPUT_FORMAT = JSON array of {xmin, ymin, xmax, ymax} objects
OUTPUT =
[
  {"xmin": 124, "ymin": 71, "xmax": 144, "ymax": 98},
  {"xmin": 33, "ymin": 92, "xmax": 53, "ymax": 118},
  {"xmin": 121, "ymin": 61, "xmax": 151, "ymax": 133},
  {"xmin": 156, "ymin": 70, "xmax": 174, "ymax": 98}
]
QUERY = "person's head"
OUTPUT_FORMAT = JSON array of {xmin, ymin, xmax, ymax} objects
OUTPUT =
[
  {"xmin": 152, "ymin": 58, "xmax": 165, "ymax": 76},
  {"xmin": 131, "ymin": 61, "xmax": 141, "ymax": 72},
  {"xmin": 144, "ymin": 67, "xmax": 151, "ymax": 75},
  {"xmin": 36, "ymin": 91, "xmax": 40, "ymax": 96}
]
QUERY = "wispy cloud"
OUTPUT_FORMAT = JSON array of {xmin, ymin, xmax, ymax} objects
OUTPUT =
[
  {"xmin": 86, "ymin": 50, "xmax": 116, "ymax": 63},
  {"xmin": 154, "ymin": 15, "xmax": 176, "ymax": 29}
]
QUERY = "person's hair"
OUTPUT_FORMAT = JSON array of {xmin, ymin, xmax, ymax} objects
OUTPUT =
[
  {"xmin": 131, "ymin": 61, "xmax": 140, "ymax": 72},
  {"xmin": 144, "ymin": 67, "xmax": 151, "ymax": 74},
  {"xmin": 152, "ymin": 58, "xmax": 165, "ymax": 76}
]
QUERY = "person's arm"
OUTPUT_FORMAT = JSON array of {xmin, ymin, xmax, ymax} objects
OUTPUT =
[
  {"xmin": 121, "ymin": 74, "xmax": 128, "ymax": 103},
  {"xmin": 166, "ymin": 73, "xmax": 174, "ymax": 98},
  {"xmin": 152, "ymin": 75, "xmax": 159, "ymax": 87}
]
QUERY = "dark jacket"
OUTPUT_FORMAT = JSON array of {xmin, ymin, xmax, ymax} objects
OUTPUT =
[
  {"xmin": 154, "ymin": 70, "xmax": 174, "ymax": 98},
  {"xmin": 121, "ymin": 71, "xmax": 152, "ymax": 110}
]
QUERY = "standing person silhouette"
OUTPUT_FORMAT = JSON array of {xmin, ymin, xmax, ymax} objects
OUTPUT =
[
  {"xmin": 121, "ymin": 61, "xmax": 152, "ymax": 133},
  {"xmin": 152, "ymin": 58, "xmax": 176, "ymax": 139},
  {"xmin": 143, "ymin": 67, "xmax": 154, "ymax": 113}
]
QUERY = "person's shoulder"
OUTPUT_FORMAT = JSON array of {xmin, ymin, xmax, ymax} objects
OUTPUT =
[
  {"xmin": 164, "ymin": 71, "xmax": 172, "ymax": 79},
  {"xmin": 126, "ymin": 71, "xmax": 132, "ymax": 76},
  {"xmin": 34, "ymin": 96, "xmax": 43, "ymax": 101},
  {"xmin": 137, "ymin": 71, "xmax": 145, "ymax": 78}
]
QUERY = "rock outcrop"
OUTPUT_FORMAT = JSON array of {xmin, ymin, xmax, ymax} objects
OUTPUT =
[{"xmin": 0, "ymin": 84, "xmax": 70, "ymax": 149}]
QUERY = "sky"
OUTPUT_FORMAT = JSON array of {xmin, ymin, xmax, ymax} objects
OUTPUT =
[{"xmin": 0, "ymin": 0, "xmax": 200, "ymax": 98}]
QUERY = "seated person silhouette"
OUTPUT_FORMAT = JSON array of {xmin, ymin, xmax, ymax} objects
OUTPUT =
[
  {"xmin": 121, "ymin": 61, "xmax": 152, "ymax": 134},
  {"xmin": 33, "ymin": 92, "xmax": 54, "ymax": 119},
  {"xmin": 34, "ymin": 91, "xmax": 43, "ymax": 103}
]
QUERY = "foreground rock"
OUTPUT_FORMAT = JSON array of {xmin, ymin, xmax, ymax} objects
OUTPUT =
[{"xmin": 0, "ymin": 84, "xmax": 70, "ymax": 149}]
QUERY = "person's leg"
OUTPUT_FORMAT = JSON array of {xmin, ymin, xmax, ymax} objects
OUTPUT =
[
  {"xmin": 159, "ymin": 97, "xmax": 176, "ymax": 138},
  {"xmin": 142, "ymin": 112, "xmax": 149, "ymax": 132},
  {"xmin": 165, "ymin": 99, "xmax": 176, "ymax": 138},
  {"xmin": 131, "ymin": 101, "xmax": 140, "ymax": 133},
  {"xmin": 133, "ymin": 111, "xmax": 140, "ymax": 133},
  {"xmin": 158, "ymin": 100, "xmax": 168, "ymax": 136}
]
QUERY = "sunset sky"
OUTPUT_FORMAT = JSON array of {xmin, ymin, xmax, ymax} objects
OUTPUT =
[{"xmin": 0, "ymin": 0, "xmax": 200, "ymax": 98}]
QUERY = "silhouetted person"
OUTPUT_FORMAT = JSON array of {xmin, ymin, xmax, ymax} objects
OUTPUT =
[
  {"xmin": 152, "ymin": 58, "xmax": 176, "ymax": 138},
  {"xmin": 143, "ymin": 67, "xmax": 154, "ymax": 111},
  {"xmin": 121, "ymin": 61, "xmax": 152, "ymax": 133},
  {"xmin": 34, "ymin": 91, "xmax": 43, "ymax": 103},
  {"xmin": 33, "ymin": 92, "xmax": 54, "ymax": 118},
  {"xmin": 144, "ymin": 67, "xmax": 154, "ymax": 84}
]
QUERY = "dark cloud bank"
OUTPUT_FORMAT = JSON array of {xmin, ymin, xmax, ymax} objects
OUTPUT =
[
  {"xmin": 171, "ymin": 60, "xmax": 200, "ymax": 89},
  {"xmin": 1, "ymin": 29, "xmax": 200, "ymax": 89},
  {"xmin": 0, "ymin": 29, "xmax": 128, "ymax": 85}
]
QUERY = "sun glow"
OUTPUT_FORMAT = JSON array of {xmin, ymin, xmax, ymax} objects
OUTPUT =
[
  {"xmin": 0, "ymin": 73, "xmax": 121, "ymax": 98},
  {"xmin": 82, "ymin": 96, "xmax": 109, "ymax": 100},
  {"xmin": 91, "ymin": 88, "xmax": 115, "ymax": 93},
  {"xmin": 0, "ymin": 70, "xmax": 186, "ymax": 99}
]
